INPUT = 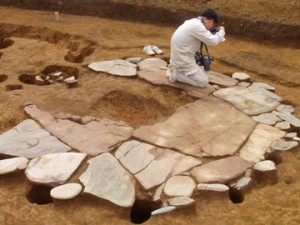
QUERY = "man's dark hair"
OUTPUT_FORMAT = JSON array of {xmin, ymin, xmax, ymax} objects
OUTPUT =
[{"xmin": 201, "ymin": 8, "xmax": 220, "ymax": 23}]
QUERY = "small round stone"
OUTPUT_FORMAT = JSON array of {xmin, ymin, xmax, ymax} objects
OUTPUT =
[{"xmin": 50, "ymin": 183, "xmax": 82, "ymax": 200}]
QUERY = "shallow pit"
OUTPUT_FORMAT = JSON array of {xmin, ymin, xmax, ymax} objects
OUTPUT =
[
  {"xmin": 5, "ymin": 84, "xmax": 23, "ymax": 91},
  {"xmin": 0, "ymin": 74, "xmax": 8, "ymax": 83},
  {"xmin": 0, "ymin": 38, "xmax": 14, "ymax": 49},
  {"xmin": 229, "ymin": 188, "xmax": 244, "ymax": 204},
  {"xmin": 26, "ymin": 184, "xmax": 53, "ymax": 205},
  {"xmin": 130, "ymin": 199, "xmax": 161, "ymax": 224}
]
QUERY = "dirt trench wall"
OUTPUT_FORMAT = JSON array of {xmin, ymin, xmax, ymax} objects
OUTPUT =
[{"xmin": 0, "ymin": 0, "xmax": 299, "ymax": 45}]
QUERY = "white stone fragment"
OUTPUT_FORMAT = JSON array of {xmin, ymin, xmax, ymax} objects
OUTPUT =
[
  {"xmin": 232, "ymin": 72, "xmax": 251, "ymax": 81},
  {"xmin": 25, "ymin": 152, "xmax": 87, "ymax": 186},
  {"xmin": 151, "ymin": 206, "xmax": 176, "ymax": 215},
  {"xmin": 79, "ymin": 153, "xmax": 136, "ymax": 207},
  {"xmin": 285, "ymin": 132, "xmax": 297, "ymax": 138},
  {"xmin": 274, "ymin": 112, "xmax": 300, "ymax": 128},
  {"xmin": 238, "ymin": 81, "xmax": 251, "ymax": 87},
  {"xmin": 251, "ymin": 82, "xmax": 275, "ymax": 91},
  {"xmin": 231, "ymin": 177, "xmax": 252, "ymax": 190},
  {"xmin": 0, "ymin": 157, "xmax": 29, "ymax": 175},
  {"xmin": 126, "ymin": 57, "xmax": 142, "ymax": 63},
  {"xmin": 275, "ymin": 121, "xmax": 291, "ymax": 130},
  {"xmin": 197, "ymin": 183, "xmax": 229, "ymax": 192},
  {"xmin": 164, "ymin": 176, "xmax": 196, "ymax": 197},
  {"xmin": 252, "ymin": 113, "xmax": 281, "ymax": 125},
  {"xmin": 153, "ymin": 183, "xmax": 165, "ymax": 202},
  {"xmin": 276, "ymin": 104, "xmax": 295, "ymax": 113},
  {"xmin": 50, "ymin": 183, "xmax": 82, "ymax": 200},
  {"xmin": 254, "ymin": 160, "xmax": 276, "ymax": 171},
  {"xmin": 167, "ymin": 196, "xmax": 195, "ymax": 207},
  {"xmin": 271, "ymin": 140, "xmax": 298, "ymax": 151}
]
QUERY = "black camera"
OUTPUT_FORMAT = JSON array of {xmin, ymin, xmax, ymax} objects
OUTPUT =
[
  {"xmin": 195, "ymin": 53, "xmax": 214, "ymax": 71},
  {"xmin": 210, "ymin": 27, "xmax": 220, "ymax": 34}
]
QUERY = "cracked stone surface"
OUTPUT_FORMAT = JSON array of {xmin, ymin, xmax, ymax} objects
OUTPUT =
[
  {"xmin": 115, "ymin": 140, "xmax": 201, "ymax": 190},
  {"xmin": 0, "ymin": 119, "xmax": 71, "ymax": 158},
  {"xmin": 213, "ymin": 86, "xmax": 280, "ymax": 115},
  {"xmin": 88, "ymin": 59, "xmax": 137, "ymax": 76},
  {"xmin": 79, "ymin": 153, "xmax": 136, "ymax": 207},
  {"xmin": 133, "ymin": 97, "xmax": 256, "ymax": 157},
  {"xmin": 25, "ymin": 152, "xmax": 87, "ymax": 186},
  {"xmin": 24, "ymin": 104, "xmax": 134, "ymax": 156}
]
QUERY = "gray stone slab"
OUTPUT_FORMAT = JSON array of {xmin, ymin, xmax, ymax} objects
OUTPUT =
[
  {"xmin": 133, "ymin": 98, "xmax": 256, "ymax": 157},
  {"xmin": 0, "ymin": 119, "xmax": 71, "ymax": 158},
  {"xmin": 137, "ymin": 58, "xmax": 167, "ymax": 70},
  {"xmin": 24, "ymin": 105, "xmax": 134, "ymax": 156},
  {"xmin": 88, "ymin": 59, "xmax": 137, "ymax": 76},
  {"xmin": 164, "ymin": 176, "xmax": 196, "ymax": 197},
  {"xmin": 79, "ymin": 153, "xmax": 136, "ymax": 207},
  {"xmin": 213, "ymin": 86, "xmax": 280, "ymax": 115},
  {"xmin": 208, "ymin": 71, "xmax": 238, "ymax": 87}
]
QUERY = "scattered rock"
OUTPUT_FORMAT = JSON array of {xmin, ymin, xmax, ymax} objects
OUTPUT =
[
  {"xmin": 230, "ymin": 177, "xmax": 252, "ymax": 190},
  {"xmin": 238, "ymin": 81, "xmax": 251, "ymax": 87},
  {"xmin": 0, "ymin": 119, "xmax": 71, "ymax": 158},
  {"xmin": 190, "ymin": 156, "xmax": 251, "ymax": 184},
  {"xmin": 208, "ymin": 71, "xmax": 238, "ymax": 87},
  {"xmin": 254, "ymin": 160, "xmax": 276, "ymax": 171},
  {"xmin": 273, "ymin": 111, "xmax": 300, "ymax": 128},
  {"xmin": 275, "ymin": 121, "xmax": 291, "ymax": 130},
  {"xmin": 197, "ymin": 183, "xmax": 229, "ymax": 192},
  {"xmin": 251, "ymin": 82, "xmax": 275, "ymax": 91},
  {"xmin": 151, "ymin": 206, "xmax": 176, "ymax": 215},
  {"xmin": 25, "ymin": 152, "xmax": 87, "ymax": 186},
  {"xmin": 64, "ymin": 76, "xmax": 78, "ymax": 87},
  {"xmin": 126, "ymin": 57, "xmax": 142, "ymax": 63},
  {"xmin": 0, "ymin": 157, "xmax": 29, "ymax": 175},
  {"xmin": 239, "ymin": 124, "xmax": 286, "ymax": 163},
  {"xmin": 88, "ymin": 59, "xmax": 137, "ymax": 76},
  {"xmin": 167, "ymin": 196, "xmax": 195, "ymax": 207},
  {"xmin": 164, "ymin": 176, "xmax": 196, "ymax": 197},
  {"xmin": 276, "ymin": 104, "xmax": 295, "ymax": 113},
  {"xmin": 79, "ymin": 153, "xmax": 136, "ymax": 207},
  {"xmin": 213, "ymin": 86, "xmax": 280, "ymax": 116},
  {"xmin": 137, "ymin": 58, "xmax": 167, "ymax": 70},
  {"xmin": 252, "ymin": 113, "xmax": 281, "ymax": 125},
  {"xmin": 232, "ymin": 72, "xmax": 251, "ymax": 81},
  {"xmin": 50, "ymin": 183, "xmax": 82, "ymax": 200},
  {"xmin": 271, "ymin": 140, "xmax": 298, "ymax": 151}
]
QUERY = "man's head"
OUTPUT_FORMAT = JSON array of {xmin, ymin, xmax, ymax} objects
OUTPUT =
[{"xmin": 201, "ymin": 8, "xmax": 220, "ymax": 30}]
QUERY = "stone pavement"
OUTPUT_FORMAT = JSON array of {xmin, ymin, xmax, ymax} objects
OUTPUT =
[{"xmin": 0, "ymin": 57, "xmax": 299, "ymax": 213}]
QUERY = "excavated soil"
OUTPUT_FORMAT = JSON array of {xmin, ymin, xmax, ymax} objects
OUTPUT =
[{"xmin": 0, "ymin": 1, "xmax": 300, "ymax": 225}]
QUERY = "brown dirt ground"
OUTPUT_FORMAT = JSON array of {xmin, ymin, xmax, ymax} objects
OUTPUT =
[{"xmin": 0, "ymin": 1, "xmax": 300, "ymax": 225}]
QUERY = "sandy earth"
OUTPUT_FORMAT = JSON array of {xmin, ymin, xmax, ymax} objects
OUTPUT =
[{"xmin": 0, "ymin": 2, "xmax": 300, "ymax": 225}]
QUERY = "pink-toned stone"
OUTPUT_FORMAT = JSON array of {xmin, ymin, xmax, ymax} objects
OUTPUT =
[
  {"xmin": 24, "ymin": 105, "xmax": 134, "ymax": 156},
  {"xmin": 190, "ymin": 156, "xmax": 251, "ymax": 184},
  {"xmin": 133, "ymin": 98, "xmax": 255, "ymax": 157}
]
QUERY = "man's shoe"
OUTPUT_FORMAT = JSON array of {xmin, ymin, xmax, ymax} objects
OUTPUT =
[
  {"xmin": 152, "ymin": 45, "xmax": 163, "ymax": 54},
  {"xmin": 143, "ymin": 45, "xmax": 155, "ymax": 56}
]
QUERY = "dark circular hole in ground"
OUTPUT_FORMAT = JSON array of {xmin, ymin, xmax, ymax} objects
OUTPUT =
[
  {"xmin": 0, "ymin": 38, "xmax": 14, "ymax": 49},
  {"xmin": 5, "ymin": 84, "xmax": 23, "ymax": 91},
  {"xmin": 18, "ymin": 73, "xmax": 36, "ymax": 84},
  {"xmin": 265, "ymin": 151, "xmax": 283, "ymax": 165},
  {"xmin": 26, "ymin": 184, "xmax": 53, "ymax": 205},
  {"xmin": 130, "ymin": 199, "xmax": 161, "ymax": 224},
  {"xmin": 41, "ymin": 65, "xmax": 79, "ymax": 79},
  {"xmin": 0, "ymin": 74, "xmax": 8, "ymax": 83},
  {"xmin": 229, "ymin": 188, "xmax": 244, "ymax": 204}
]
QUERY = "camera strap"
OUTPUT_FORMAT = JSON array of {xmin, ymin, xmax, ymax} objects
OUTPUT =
[{"xmin": 200, "ymin": 42, "xmax": 210, "ymax": 56}]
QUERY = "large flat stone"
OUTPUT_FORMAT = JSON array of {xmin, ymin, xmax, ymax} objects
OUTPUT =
[
  {"xmin": 239, "ymin": 124, "xmax": 286, "ymax": 163},
  {"xmin": 138, "ymin": 68, "xmax": 215, "ymax": 99},
  {"xmin": 88, "ymin": 59, "xmax": 137, "ymax": 76},
  {"xmin": 115, "ymin": 140, "xmax": 202, "ymax": 190},
  {"xmin": 24, "ymin": 105, "xmax": 134, "ymax": 156},
  {"xmin": 79, "ymin": 153, "xmax": 136, "ymax": 207},
  {"xmin": 25, "ymin": 152, "xmax": 87, "ymax": 186},
  {"xmin": 213, "ymin": 86, "xmax": 280, "ymax": 115},
  {"xmin": 0, "ymin": 119, "xmax": 71, "ymax": 158},
  {"xmin": 208, "ymin": 71, "xmax": 238, "ymax": 87},
  {"xmin": 190, "ymin": 156, "xmax": 251, "ymax": 184},
  {"xmin": 133, "ymin": 98, "xmax": 256, "ymax": 157}
]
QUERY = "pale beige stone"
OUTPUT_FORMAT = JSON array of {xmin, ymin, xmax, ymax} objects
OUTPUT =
[
  {"xmin": 164, "ymin": 176, "xmax": 196, "ymax": 197},
  {"xmin": 239, "ymin": 124, "xmax": 286, "ymax": 163},
  {"xmin": 167, "ymin": 196, "xmax": 195, "ymax": 207},
  {"xmin": 208, "ymin": 71, "xmax": 238, "ymax": 87},
  {"xmin": 0, "ymin": 157, "xmax": 29, "ymax": 175},
  {"xmin": 50, "ymin": 183, "xmax": 82, "ymax": 200}
]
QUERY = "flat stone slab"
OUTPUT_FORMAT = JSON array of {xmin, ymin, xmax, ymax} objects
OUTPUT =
[
  {"xmin": 249, "ymin": 85, "xmax": 282, "ymax": 101},
  {"xmin": 232, "ymin": 72, "xmax": 251, "ymax": 81},
  {"xmin": 271, "ymin": 140, "xmax": 298, "ymax": 151},
  {"xmin": 25, "ymin": 152, "xmax": 87, "ymax": 186},
  {"xmin": 24, "ymin": 105, "xmax": 134, "ymax": 156},
  {"xmin": 133, "ymin": 98, "xmax": 256, "ymax": 157},
  {"xmin": 0, "ymin": 119, "xmax": 71, "ymax": 158},
  {"xmin": 239, "ymin": 124, "xmax": 286, "ymax": 163},
  {"xmin": 164, "ymin": 176, "xmax": 196, "ymax": 197},
  {"xmin": 213, "ymin": 86, "xmax": 280, "ymax": 115},
  {"xmin": 0, "ymin": 157, "xmax": 29, "ymax": 175},
  {"xmin": 197, "ymin": 183, "xmax": 229, "ymax": 192},
  {"xmin": 254, "ymin": 160, "xmax": 276, "ymax": 171},
  {"xmin": 115, "ymin": 140, "xmax": 201, "ymax": 190},
  {"xmin": 252, "ymin": 113, "xmax": 282, "ymax": 125},
  {"xmin": 276, "ymin": 104, "xmax": 295, "ymax": 113},
  {"xmin": 137, "ymin": 58, "xmax": 167, "ymax": 70},
  {"xmin": 50, "ymin": 183, "xmax": 82, "ymax": 200},
  {"xmin": 208, "ymin": 71, "xmax": 238, "ymax": 87},
  {"xmin": 190, "ymin": 156, "xmax": 251, "ymax": 184},
  {"xmin": 273, "ymin": 111, "xmax": 300, "ymax": 128},
  {"xmin": 88, "ymin": 59, "xmax": 137, "ymax": 76},
  {"xmin": 79, "ymin": 153, "xmax": 136, "ymax": 207},
  {"xmin": 167, "ymin": 196, "xmax": 195, "ymax": 207},
  {"xmin": 137, "ymin": 68, "xmax": 215, "ymax": 99}
]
